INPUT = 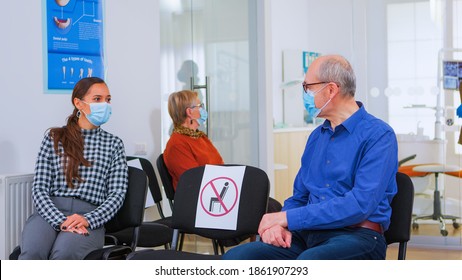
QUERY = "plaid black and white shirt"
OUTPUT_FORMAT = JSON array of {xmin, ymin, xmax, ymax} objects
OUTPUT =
[{"xmin": 32, "ymin": 127, "xmax": 128, "ymax": 230}]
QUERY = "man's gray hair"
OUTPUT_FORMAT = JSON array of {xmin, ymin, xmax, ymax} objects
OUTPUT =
[{"xmin": 318, "ymin": 56, "xmax": 356, "ymax": 97}]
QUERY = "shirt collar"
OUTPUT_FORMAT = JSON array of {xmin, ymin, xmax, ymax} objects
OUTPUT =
[
  {"xmin": 321, "ymin": 101, "xmax": 365, "ymax": 134},
  {"xmin": 81, "ymin": 127, "xmax": 101, "ymax": 136}
]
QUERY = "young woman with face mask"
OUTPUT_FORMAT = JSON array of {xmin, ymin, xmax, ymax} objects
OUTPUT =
[{"xmin": 18, "ymin": 77, "xmax": 128, "ymax": 259}]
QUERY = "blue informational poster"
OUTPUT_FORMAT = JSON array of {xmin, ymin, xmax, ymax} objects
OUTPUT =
[
  {"xmin": 45, "ymin": 0, "xmax": 104, "ymax": 91},
  {"xmin": 303, "ymin": 51, "xmax": 321, "ymax": 75},
  {"xmin": 442, "ymin": 60, "xmax": 462, "ymax": 90}
]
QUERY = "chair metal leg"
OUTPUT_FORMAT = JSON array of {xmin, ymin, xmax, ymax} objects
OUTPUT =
[
  {"xmin": 412, "ymin": 173, "xmax": 460, "ymax": 236},
  {"xmin": 178, "ymin": 233, "xmax": 185, "ymax": 251},
  {"xmin": 171, "ymin": 229, "xmax": 180, "ymax": 250},
  {"xmin": 397, "ymin": 242, "xmax": 407, "ymax": 260},
  {"xmin": 212, "ymin": 240, "xmax": 219, "ymax": 255}
]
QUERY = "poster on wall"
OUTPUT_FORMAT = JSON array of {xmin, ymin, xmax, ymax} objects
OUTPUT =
[
  {"xmin": 442, "ymin": 60, "xmax": 462, "ymax": 90},
  {"xmin": 45, "ymin": 0, "xmax": 105, "ymax": 92}
]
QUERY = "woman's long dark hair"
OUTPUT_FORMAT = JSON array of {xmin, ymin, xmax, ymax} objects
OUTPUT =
[{"xmin": 49, "ymin": 77, "xmax": 106, "ymax": 188}]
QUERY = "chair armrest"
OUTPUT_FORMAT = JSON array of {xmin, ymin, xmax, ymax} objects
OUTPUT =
[
  {"xmin": 105, "ymin": 234, "xmax": 119, "ymax": 245},
  {"xmin": 102, "ymin": 245, "xmax": 132, "ymax": 260}
]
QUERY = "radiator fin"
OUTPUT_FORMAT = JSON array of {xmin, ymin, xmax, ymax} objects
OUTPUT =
[{"xmin": 0, "ymin": 174, "xmax": 34, "ymax": 260}]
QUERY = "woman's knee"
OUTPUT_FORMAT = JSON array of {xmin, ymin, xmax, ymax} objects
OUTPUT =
[{"xmin": 51, "ymin": 230, "xmax": 104, "ymax": 260}]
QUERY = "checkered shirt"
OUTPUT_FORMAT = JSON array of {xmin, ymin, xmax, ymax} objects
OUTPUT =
[{"xmin": 32, "ymin": 127, "xmax": 128, "ymax": 230}]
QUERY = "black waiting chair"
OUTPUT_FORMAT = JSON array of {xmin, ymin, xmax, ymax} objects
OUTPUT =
[
  {"xmin": 107, "ymin": 157, "xmax": 173, "ymax": 250},
  {"xmin": 157, "ymin": 153, "xmax": 238, "ymax": 255},
  {"xmin": 384, "ymin": 172, "xmax": 415, "ymax": 260},
  {"xmin": 126, "ymin": 164, "xmax": 270, "ymax": 260},
  {"xmin": 127, "ymin": 156, "xmax": 170, "ymax": 222},
  {"xmin": 156, "ymin": 153, "xmax": 175, "ymax": 212},
  {"xmin": 10, "ymin": 166, "xmax": 149, "ymax": 260},
  {"xmin": 155, "ymin": 153, "xmax": 188, "ymax": 250},
  {"xmin": 155, "ymin": 153, "xmax": 282, "ymax": 254},
  {"xmin": 84, "ymin": 166, "xmax": 149, "ymax": 259}
]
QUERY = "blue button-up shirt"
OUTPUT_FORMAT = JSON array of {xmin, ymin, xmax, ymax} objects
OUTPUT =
[{"xmin": 283, "ymin": 103, "xmax": 398, "ymax": 232}]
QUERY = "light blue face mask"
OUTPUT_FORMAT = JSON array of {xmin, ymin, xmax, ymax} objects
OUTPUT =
[
  {"xmin": 81, "ymin": 101, "xmax": 112, "ymax": 126},
  {"xmin": 302, "ymin": 84, "xmax": 332, "ymax": 118},
  {"xmin": 198, "ymin": 107, "xmax": 208, "ymax": 126},
  {"xmin": 303, "ymin": 93, "xmax": 320, "ymax": 118}
]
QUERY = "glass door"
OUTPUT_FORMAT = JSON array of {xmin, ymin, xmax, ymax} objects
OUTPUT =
[
  {"xmin": 160, "ymin": 0, "xmax": 258, "ymax": 165},
  {"xmin": 383, "ymin": 0, "xmax": 461, "ymax": 247}
]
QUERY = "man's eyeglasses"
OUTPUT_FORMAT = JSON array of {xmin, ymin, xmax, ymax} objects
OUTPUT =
[
  {"xmin": 302, "ymin": 82, "xmax": 328, "ymax": 93},
  {"xmin": 191, "ymin": 103, "xmax": 204, "ymax": 109}
]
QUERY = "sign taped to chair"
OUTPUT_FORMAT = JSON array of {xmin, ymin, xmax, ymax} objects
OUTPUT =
[{"xmin": 195, "ymin": 165, "xmax": 246, "ymax": 230}]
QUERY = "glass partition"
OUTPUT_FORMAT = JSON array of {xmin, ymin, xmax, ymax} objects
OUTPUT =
[
  {"xmin": 159, "ymin": 0, "xmax": 259, "ymax": 166},
  {"xmin": 380, "ymin": 0, "xmax": 461, "ymax": 248}
]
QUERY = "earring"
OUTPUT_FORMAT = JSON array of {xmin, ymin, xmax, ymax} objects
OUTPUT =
[
  {"xmin": 76, "ymin": 110, "xmax": 81, "ymax": 118},
  {"xmin": 190, "ymin": 119, "xmax": 193, "ymax": 125}
]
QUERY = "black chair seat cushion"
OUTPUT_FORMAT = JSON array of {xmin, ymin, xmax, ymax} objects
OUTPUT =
[
  {"xmin": 110, "ymin": 221, "xmax": 173, "ymax": 248},
  {"xmin": 84, "ymin": 246, "xmax": 132, "ymax": 260},
  {"xmin": 152, "ymin": 216, "xmax": 173, "ymax": 228}
]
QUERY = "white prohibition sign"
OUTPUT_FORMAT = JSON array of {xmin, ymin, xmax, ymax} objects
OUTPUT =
[{"xmin": 199, "ymin": 176, "xmax": 238, "ymax": 217}]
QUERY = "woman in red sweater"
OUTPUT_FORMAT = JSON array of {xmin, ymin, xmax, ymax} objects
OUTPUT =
[{"xmin": 163, "ymin": 90, "xmax": 224, "ymax": 190}]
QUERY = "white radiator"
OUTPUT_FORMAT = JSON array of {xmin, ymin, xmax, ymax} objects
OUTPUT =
[{"xmin": 0, "ymin": 174, "xmax": 35, "ymax": 260}]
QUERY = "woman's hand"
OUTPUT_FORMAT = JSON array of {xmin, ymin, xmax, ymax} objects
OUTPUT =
[{"xmin": 60, "ymin": 214, "xmax": 90, "ymax": 236}]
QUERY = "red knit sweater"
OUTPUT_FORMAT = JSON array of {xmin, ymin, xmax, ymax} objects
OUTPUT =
[{"xmin": 163, "ymin": 132, "xmax": 224, "ymax": 190}]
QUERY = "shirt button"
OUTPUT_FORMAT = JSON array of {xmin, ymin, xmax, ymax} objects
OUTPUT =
[
  {"xmin": 325, "ymin": 183, "xmax": 330, "ymax": 187},
  {"xmin": 326, "ymin": 160, "xmax": 330, "ymax": 164},
  {"xmin": 321, "ymin": 196, "xmax": 325, "ymax": 200}
]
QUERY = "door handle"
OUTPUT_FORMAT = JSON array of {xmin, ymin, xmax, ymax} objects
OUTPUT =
[{"xmin": 191, "ymin": 76, "xmax": 210, "ymax": 136}]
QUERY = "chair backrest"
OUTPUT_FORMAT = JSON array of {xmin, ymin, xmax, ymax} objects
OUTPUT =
[
  {"xmin": 104, "ymin": 166, "xmax": 148, "ymax": 235},
  {"xmin": 384, "ymin": 172, "xmax": 415, "ymax": 260},
  {"xmin": 156, "ymin": 153, "xmax": 175, "ymax": 211},
  {"xmin": 127, "ymin": 156, "xmax": 166, "ymax": 219},
  {"xmin": 171, "ymin": 164, "xmax": 270, "ymax": 242}
]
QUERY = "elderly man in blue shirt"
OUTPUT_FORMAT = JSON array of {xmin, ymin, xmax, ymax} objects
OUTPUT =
[{"xmin": 223, "ymin": 54, "xmax": 398, "ymax": 260}]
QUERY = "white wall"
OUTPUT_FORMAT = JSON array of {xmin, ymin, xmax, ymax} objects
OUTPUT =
[
  {"xmin": 0, "ymin": 1, "xmax": 161, "ymax": 175},
  {"xmin": 0, "ymin": 0, "xmax": 390, "ymax": 175},
  {"xmin": 270, "ymin": 0, "xmax": 389, "ymax": 125},
  {"xmin": 270, "ymin": 0, "xmax": 311, "ymax": 125}
]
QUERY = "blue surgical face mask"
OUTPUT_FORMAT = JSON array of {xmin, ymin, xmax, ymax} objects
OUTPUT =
[
  {"xmin": 303, "ymin": 93, "xmax": 319, "ymax": 118},
  {"xmin": 198, "ymin": 107, "xmax": 208, "ymax": 126},
  {"xmin": 302, "ymin": 84, "xmax": 331, "ymax": 118},
  {"xmin": 81, "ymin": 101, "xmax": 112, "ymax": 126}
]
